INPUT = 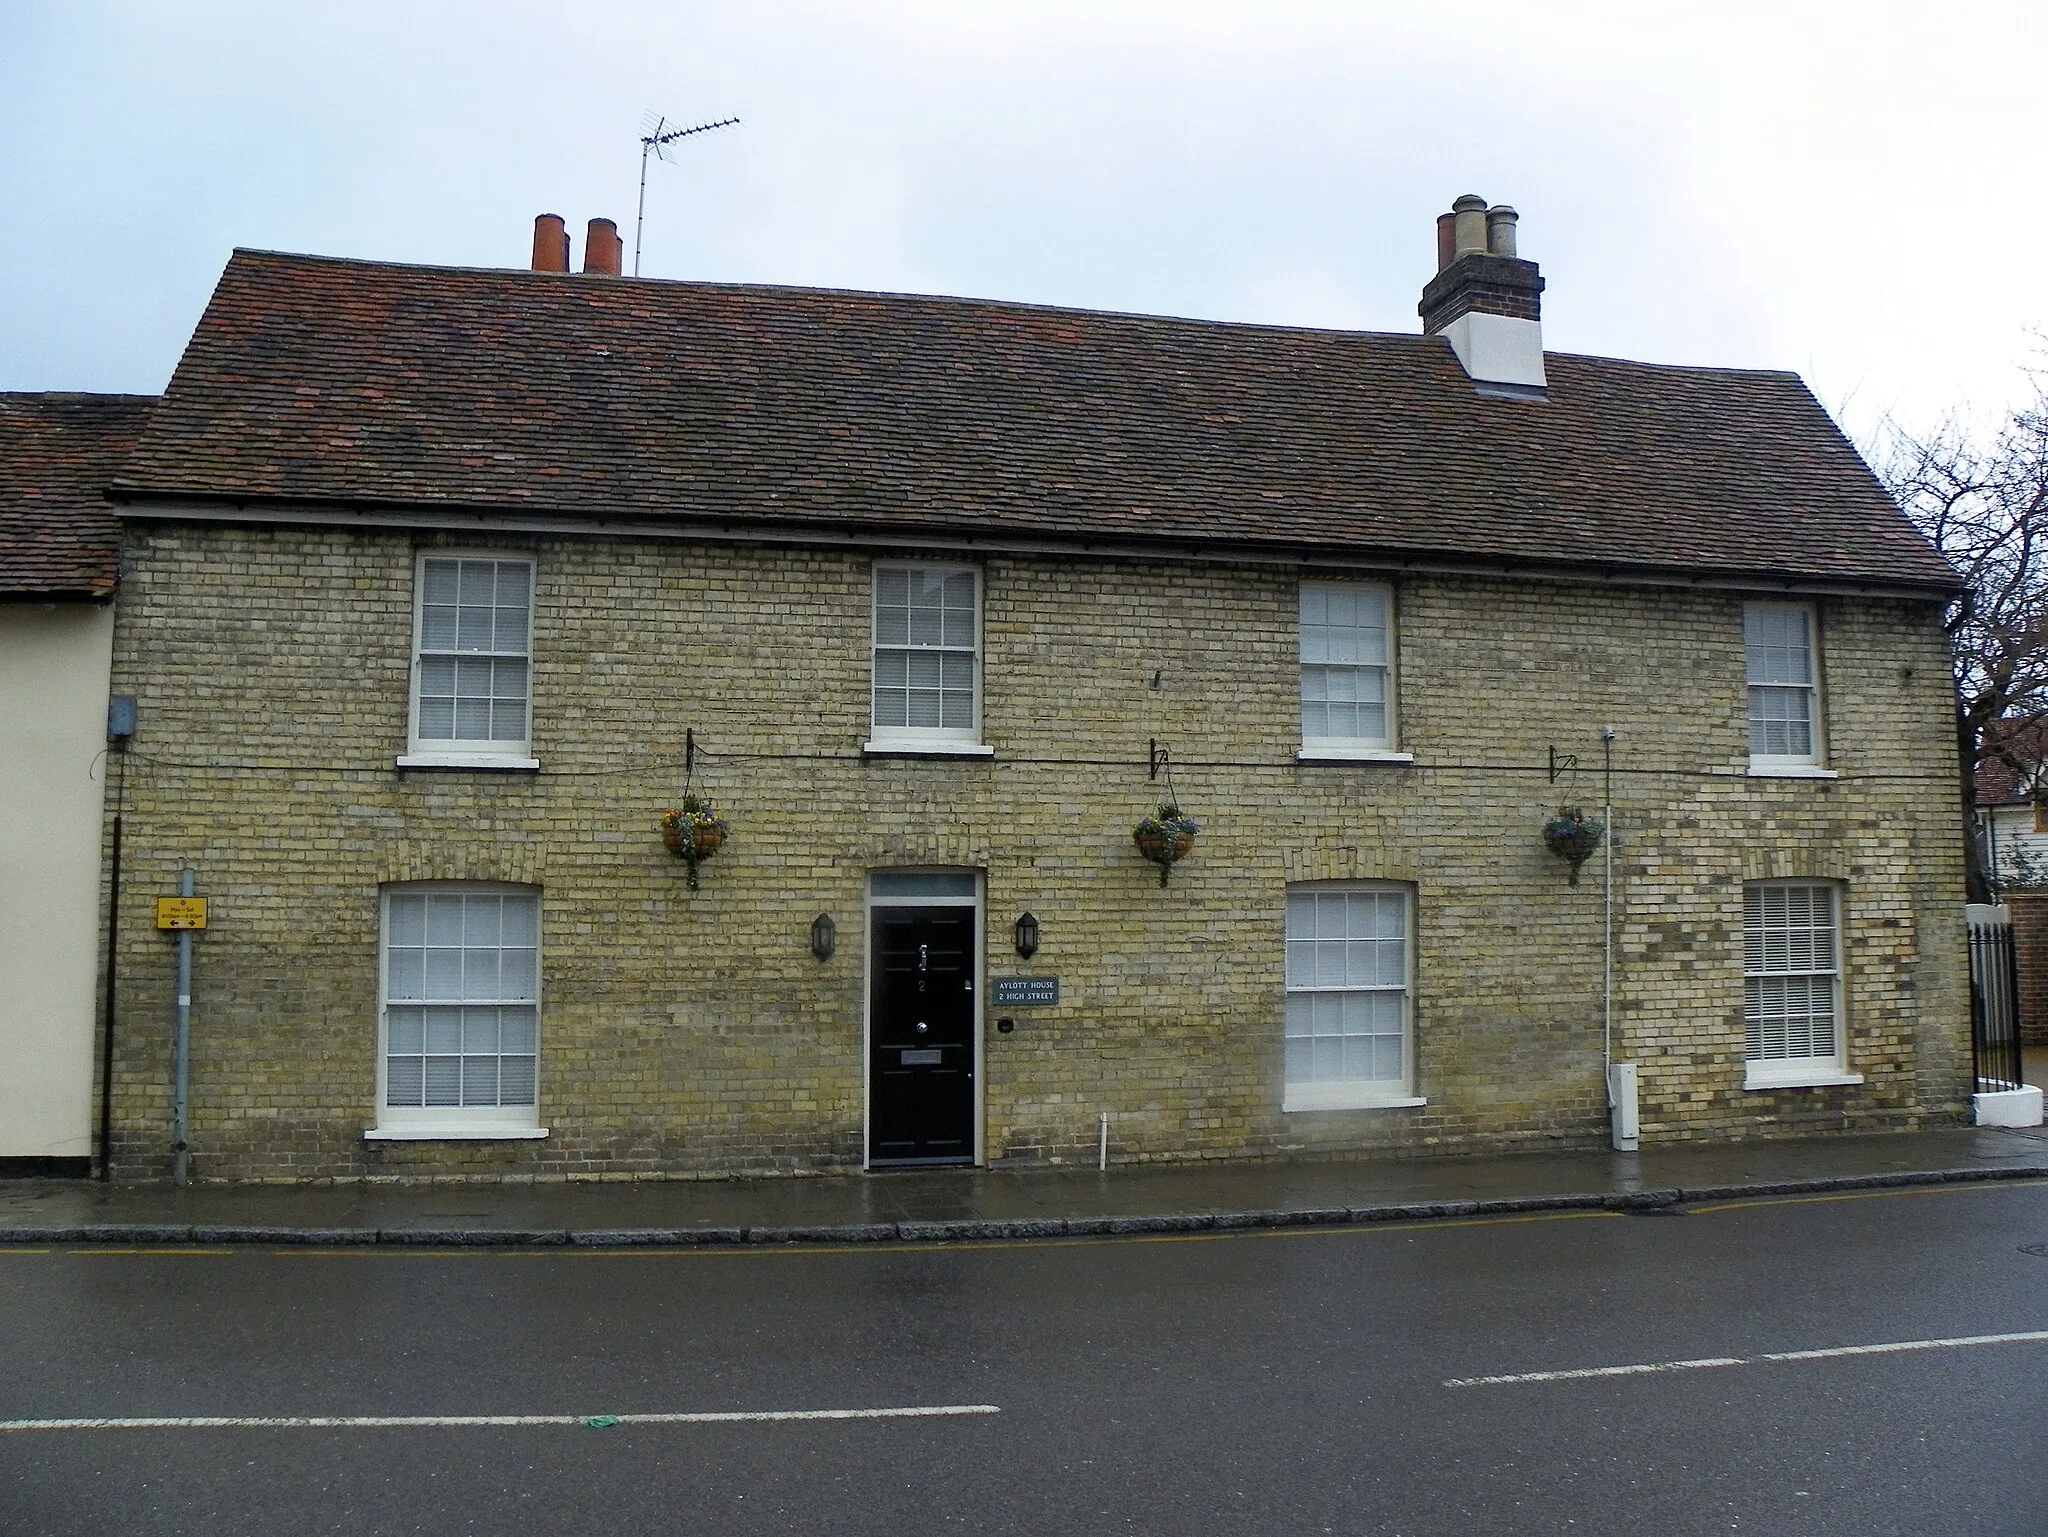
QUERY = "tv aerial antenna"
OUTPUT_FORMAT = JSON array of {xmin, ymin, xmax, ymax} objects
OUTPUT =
[{"xmin": 635, "ymin": 112, "xmax": 740, "ymax": 277}]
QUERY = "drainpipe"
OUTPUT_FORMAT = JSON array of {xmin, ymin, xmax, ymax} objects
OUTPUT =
[{"xmin": 173, "ymin": 868, "xmax": 193, "ymax": 1185}]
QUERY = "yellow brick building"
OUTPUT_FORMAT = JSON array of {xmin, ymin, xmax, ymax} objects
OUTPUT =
[{"xmin": 96, "ymin": 201, "xmax": 1967, "ymax": 1181}]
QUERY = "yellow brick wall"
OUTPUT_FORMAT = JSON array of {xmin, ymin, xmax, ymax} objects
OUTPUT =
[{"xmin": 100, "ymin": 523, "xmax": 1971, "ymax": 1179}]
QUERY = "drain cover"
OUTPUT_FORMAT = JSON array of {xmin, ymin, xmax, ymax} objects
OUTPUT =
[{"xmin": 2019, "ymin": 1242, "xmax": 2048, "ymax": 1259}]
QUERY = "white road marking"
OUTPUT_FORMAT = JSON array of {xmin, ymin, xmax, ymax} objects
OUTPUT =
[
  {"xmin": 0, "ymin": 1404, "xmax": 1001, "ymax": 1433},
  {"xmin": 1445, "ymin": 1357, "xmax": 1746, "ymax": 1387},
  {"xmin": 1446, "ymin": 1329, "xmax": 2048, "ymax": 1387}
]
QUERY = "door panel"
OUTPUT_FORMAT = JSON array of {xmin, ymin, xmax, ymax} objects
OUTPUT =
[{"xmin": 869, "ymin": 905, "xmax": 977, "ymax": 1164}]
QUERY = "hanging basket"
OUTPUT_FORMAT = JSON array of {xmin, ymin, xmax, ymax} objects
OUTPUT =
[
  {"xmin": 662, "ymin": 822, "xmax": 727, "ymax": 859},
  {"xmin": 660, "ymin": 799, "xmax": 729, "ymax": 890},
  {"xmin": 1542, "ymin": 807, "xmax": 1605, "ymax": 885},
  {"xmin": 1133, "ymin": 805, "xmax": 1200, "ymax": 887}
]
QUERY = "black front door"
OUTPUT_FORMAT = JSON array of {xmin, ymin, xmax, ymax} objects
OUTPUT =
[{"xmin": 869, "ymin": 906, "xmax": 976, "ymax": 1165}]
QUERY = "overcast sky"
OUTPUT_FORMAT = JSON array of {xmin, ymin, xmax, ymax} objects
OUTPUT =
[{"xmin": 6, "ymin": 1, "xmax": 2044, "ymax": 446}]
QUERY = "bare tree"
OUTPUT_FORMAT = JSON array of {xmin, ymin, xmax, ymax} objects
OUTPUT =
[{"xmin": 1874, "ymin": 387, "xmax": 2048, "ymax": 899}]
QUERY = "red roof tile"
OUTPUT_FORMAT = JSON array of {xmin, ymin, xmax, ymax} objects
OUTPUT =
[
  {"xmin": 114, "ymin": 251, "xmax": 1958, "ymax": 593},
  {"xmin": 1, "ymin": 393, "xmax": 153, "ymax": 597}
]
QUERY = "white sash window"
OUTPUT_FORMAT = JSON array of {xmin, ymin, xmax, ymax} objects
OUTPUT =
[
  {"xmin": 1283, "ymin": 884, "xmax": 1422, "ymax": 1111},
  {"xmin": 371, "ymin": 885, "xmax": 545, "ymax": 1139},
  {"xmin": 402, "ymin": 555, "xmax": 537, "ymax": 769}
]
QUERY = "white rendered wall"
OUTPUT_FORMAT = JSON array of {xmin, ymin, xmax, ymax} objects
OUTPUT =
[
  {"xmin": 1983, "ymin": 805, "xmax": 2048, "ymax": 883},
  {"xmin": 0, "ymin": 604, "xmax": 112, "ymax": 1160}
]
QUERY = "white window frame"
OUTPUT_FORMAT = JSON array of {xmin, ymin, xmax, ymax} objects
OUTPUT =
[
  {"xmin": 1297, "ymin": 580, "xmax": 1409, "ymax": 763},
  {"xmin": 1744, "ymin": 601, "xmax": 1833, "ymax": 778},
  {"xmin": 864, "ymin": 563, "xmax": 991, "ymax": 757},
  {"xmin": 1282, "ymin": 882, "xmax": 1425, "ymax": 1111},
  {"xmin": 398, "ymin": 552, "xmax": 540, "ymax": 770},
  {"xmin": 367, "ymin": 882, "xmax": 548, "ymax": 1140},
  {"xmin": 1742, "ymin": 879, "xmax": 1861, "ymax": 1090}
]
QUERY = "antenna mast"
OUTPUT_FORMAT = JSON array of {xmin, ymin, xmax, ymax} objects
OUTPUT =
[{"xmin": 635, "ymin": 113, "xmax": 740, "ymax": 277}]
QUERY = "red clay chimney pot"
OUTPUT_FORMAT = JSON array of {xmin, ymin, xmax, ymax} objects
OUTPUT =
[
  {"xmin": 531, "ymin": 214, "xmax": 570, "ymax": 274},
  {"xmin": 583, "ymin": 217, "xmax": 623, "ymax": 278}
]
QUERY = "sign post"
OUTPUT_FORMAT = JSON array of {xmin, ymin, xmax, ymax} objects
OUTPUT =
[{"xmin": 156, "ymin": 872, "xmax": 202, "ymax": 1184}]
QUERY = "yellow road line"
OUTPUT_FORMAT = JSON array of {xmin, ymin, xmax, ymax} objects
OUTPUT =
[{"xmin": 1687, "ymin": 1177, "xmax": 2048, "ymax": 1216}]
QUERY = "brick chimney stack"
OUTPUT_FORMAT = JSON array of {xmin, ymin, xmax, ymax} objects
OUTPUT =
[
  {"xmin": 1418, "ymin": 194, "xmax": 1547, "ymax": 396},
  {"xmin": 531, "ymin": 214, "xmax": 570, "ymax": 274},
  {"xmin": 583, "ymin": 218, "xmax": 623, "ymax": 278}
]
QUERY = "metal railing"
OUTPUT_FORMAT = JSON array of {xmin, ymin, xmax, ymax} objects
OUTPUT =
[{"xmin": 1967, "ymin": 906, "xmax": 2026, "ymax": 1094}]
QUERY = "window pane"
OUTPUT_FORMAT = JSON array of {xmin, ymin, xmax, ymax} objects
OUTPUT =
[
  {"xmin": 421, "ymin": 604, "xmax": 458, "ymax": 650},
  {"xmin": 387, "ymin": 1057, "xmax": 424, "ymax": 1106},
  {"xmin": 387, "ymin": 895, "xmax": 425, "ymax": 946},
  {"xmin": 424, "ymin": 896, "xmax": 462, "ymax": 945},
  {"xmin": 494, "ymin": 562, "xmax": 532, "ymax": 607},
  {"xmin": 456, "ymin": 603, "xmax": 495, "ymax": 651},
  {"xmin": 463, "ymin": 898, "xmax": 501, "ymax": 947},
  {"xmin": 423, "ymin": 947, "xmax": 463, "ymax": 997},
  {"xmin": 501, "ymin": 948, "xmax": 538, "ymax": 1001},
  {"xmin": 424, "ymin": 1057, "xmax": 461, "ymax": 1106},
  {"xmin": 500, "ymin": 1007, "xmax": 539, "ymax": 1053},
  {"xmin": 461, "ymin": 1056, "xmax": 499, "ymax": 1106},
  {"xmin": 423, "ymin": 1006, "xmax": 463, "ymax": 1053},
  {"xmin": 387, "ymin": 947, "xmax": 425, "ymax": 1001},
  {"xmin": 456, "ymin": 561, "xmax": 496, "ymax": 606},
  {"xmin": 464, "ymin": 950, "xmax": 501, "ymax": 1001},
  {"xmin": 499, "ymin": 1056, "xmax": 537, "ymax": 1106},
  {"xmin": 386, "ymin": 1007, "xmax": 424, "ymax": 1054},
  {"xmin": 422, "ymin": 560, "xmax": 460, "ymax": 605}
]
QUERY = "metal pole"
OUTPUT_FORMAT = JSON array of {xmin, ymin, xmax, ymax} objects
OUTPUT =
[
  {"xmin": 1602, "ymin": 729, "xmax": 1614, "ymax": 1073},
  {"xmin": 173, "ymin": 868, "xmax": 193, "ymax": 1185},
  {"xmin": 634, "ymin": 138, "xmax": 653, "ymax": 278},
  {"xmin": 98, "ymin": 812, "xmax": 122, "ymax": 1180}
]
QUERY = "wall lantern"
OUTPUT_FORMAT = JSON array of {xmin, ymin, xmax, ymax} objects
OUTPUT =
[
  {"xmin": 810, "ymin": 912, "xmax": 837, "ymax": 962},
  {"xmin": 1014, "ymin": 911, "xmax": 1039, "ymax": 960}
]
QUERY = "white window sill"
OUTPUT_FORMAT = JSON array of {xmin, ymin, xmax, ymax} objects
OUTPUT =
[
  {"xmin": 397, "ymin": 752, "xmax": 541, "ymax": 771},
  {"xmin": 364, "ymin": 1125, "xmax": 549, "ymax": 1141},
  {"xmin": 1297, "ymin": 747, "xmax": 1414, "ymax": 764},
  {"xmin": 1742, "ymin": 1069, "xmax": 1863, "ymax": 1091},
  {"xmin": 1746, "ymin": 761, "xmax": 1837, "ymax": 779},
  {"xmin": 1282, "ymin": 1089, "xmax": 1427, "ymax": 1113},
  {"xmin": 861, "ymin": 740, "xmax": 996, "ymax": 759}
]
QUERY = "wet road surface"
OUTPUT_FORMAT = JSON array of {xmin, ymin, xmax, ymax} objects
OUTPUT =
[{"xmin": 3, "ymin": 1179, "xmax": 2045, "ymax": 1535}]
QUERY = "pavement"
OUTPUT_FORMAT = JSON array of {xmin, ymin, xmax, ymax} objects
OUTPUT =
[{"xmin": 3, "ymin": 1123, "xmax": 2047, "ymax": 1248}]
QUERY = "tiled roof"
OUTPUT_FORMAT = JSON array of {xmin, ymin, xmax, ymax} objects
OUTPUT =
[
  {"xmin": 115, "ymin": 250, "xmax": 1958, "ymax": 593},
  {"xmin": 1, "ymin": 393, "xmax": 153, "ymax": 597}
]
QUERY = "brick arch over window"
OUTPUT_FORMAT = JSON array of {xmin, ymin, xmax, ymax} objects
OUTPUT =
[{"xmin": 379, "ymin": 843, "xmax": 546, "ymax": 887}]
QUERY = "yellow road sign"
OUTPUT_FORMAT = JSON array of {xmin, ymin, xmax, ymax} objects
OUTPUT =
[{"xmin": 156, "ymin": 897, "xmax": 208, "ymax": 930}]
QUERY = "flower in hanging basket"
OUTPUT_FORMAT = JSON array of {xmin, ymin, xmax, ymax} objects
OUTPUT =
[
  {"xmin": 1542, "ymin": 805, "xmax": 1605, "ymax": 885},
  {"xmin": 1134, "ymin": 803, "xmax": 1201, "ymax": 885},
  {"xmin": 659, "ymin": 794, "xmax": 729, "ymax": 888}
]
